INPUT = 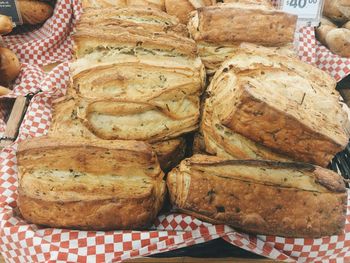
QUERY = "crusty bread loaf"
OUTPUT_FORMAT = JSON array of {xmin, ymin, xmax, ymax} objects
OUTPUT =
[
  {"xmin": 17, "ymin": 136, "xmax": 165, "ymax": 230},
  {"xmin": 188, "ymin": 3, "xmax": 296, "ymax": 45},
  {"xmin": 0, "ymin": 15, "xmax": 13, "ymax": 35},
  {"xmin": 202, "ymin": 44, "xmax": 350, "ymax": 167},
  {"xmin": 71, "ymin": 7, "xmax": 205, "ymax": 143},
  {"xmin": 187, "ymin": 3, "xmax": 297, "ymax": 74},
  {"xmin": 316, "ymin": 17, "xmax": 337, "ymax": 46},
  {"xmin": 48, "ymin": 97, "xmax": 186, "ymax": 171},
  {"xmin": 324, "ymin": 0, "xmax": 350, "ymax": 23},
  {"xmin": 0, "ymin": 47, "xmax": 21, "ymax": 86},
  {"xmin": 17, "ymin": 0, "xmax": 53, "ymax": 25},
  {"xmin": 326, "ymin": 28, "xmax": 350, "ymax": 58},
  {"xmin": 167, "ymin": 155, "xmax": 347, "ymax": 238},
  {"xmin": 165, "ymin": 0, "xmax": 215, "ymax": 24}
]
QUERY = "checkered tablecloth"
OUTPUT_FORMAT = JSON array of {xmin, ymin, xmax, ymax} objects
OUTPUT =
[{"xmin": 1, "ymin": 0, "xmax": 350, "ymax": 262}]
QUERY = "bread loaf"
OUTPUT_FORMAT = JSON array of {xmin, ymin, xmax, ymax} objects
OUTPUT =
[
  {"xmin": 17, "ymin": 136, "xmax": 165, "ymax": 230},
  {"xmin": 49, "ymin": 97, "xmax": 186, "ymax": 171},
  {"xmin": 326, "ymin": 28, "xmax": 350, "ymax": 58},
  {"xmin": 0, "ymin": 47, "xmax": 21, "ymax": 86},
  {"xmin": 315, "ymin": 17, "xmax": 337, "ymax": 45},
  {"xmin": 324, "ymin": 0, "xmax": 350, "ymax": 23},
  {"xmin": 187, "ymin": 3, "xmax": 297, "ymax": 74},
  {"xmin": 17, "ymin": 0, "xmax": 53, "ymax": 25},
  {"xmin": 71, "ymin": 7, "xmax": 205, "ymax": 143},
  {"xmin": 202, "ymin": 45, "xmax": 350, "ymax": 166},
  {"xmin": 0, "ymin": 15, "xmax": 13, "ymax": 35},
  {"xmin": 167, "ymin": 155, "xmax": 347, "ymax": 238},
  {"xmin": 188, "ymin": 3, "xmax": 296, "ymax": 45}
]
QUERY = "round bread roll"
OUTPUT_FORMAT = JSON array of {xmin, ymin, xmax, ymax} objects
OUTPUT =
[
  {"xmin": 326, "ymin": 28, "xmax": 350, "ymax": 58},
  {"xmin": 165, "ymin": 0, "xmax": 216, "ymax": 24},
  {"xmin": 0, "ymin": 47, "xmax": 21, "ymax": 86},
  {"xmin": 324, "ymin": 0, "xmax": 350, "ymax": 23},
  {"xmin": 127, "ymin": 0, "xmax": 165, "ymax": 10},
  {"xmin": 316, "ymin": 17, "xmax": 337, "ymax": 45},
  {"xmin": 0, "ymin": 15, "xmax": 13, "ymax": 35},
  {"xmin": 17, "ymin": 0, "xmax": 54, "ymax": 25}
]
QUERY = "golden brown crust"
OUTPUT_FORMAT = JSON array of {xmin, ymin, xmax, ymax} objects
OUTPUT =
[
  {"xmin": 323, "ymin": 0, "xmax": 350, "ymax": 23},
  {"xmin": 48, "ymin": 98, "xmax": 186, "ymax": 172},
  {"xmin": 17, "ymin": 136, "xmax": 161, "ymax": 177},
  {"xmin": 316, "ymin": 17, "xmax": 337, "ymax": 46},
  {"xmin": 0, "ymin": 15, "xmax": 13, "ymax": 35},
  {"xmin": 326, "ymin": 28, "xmax": 350, "ymax": 58},
  {"xmin": 0, "ymin": 47, "xmax": 21, "ymax": 86},
  {"xmin": 17, "ymin": 136, "xmax": 166, "ymax": 230},
  {"xmin": 167, "ymin": 155, "xmax": 347, "ymax": 238},
  {"xmin": 204, "ymin": 46, "xmax": 349, "ymax": 167},
  {"xmin": 19, "ymin": 188, "xmax": 165, "ymax": 230},
  {"xmin": 188, "ymin": 4, "xmax": 297, "ymax": 45},
  {"xmin": 152, "ymin": 137, "xmax": 187, "ymax": 172},
  {"xmin": 17, "ymin": 0, "xmax": 53, "ymax": 25}
]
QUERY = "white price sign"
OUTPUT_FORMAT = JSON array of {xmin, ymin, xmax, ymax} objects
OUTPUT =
[{"xmin": 280, "ymin": 0, "xmax": 324, "ymax": 26}]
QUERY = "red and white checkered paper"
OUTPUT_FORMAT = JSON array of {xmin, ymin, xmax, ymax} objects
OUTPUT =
[
  {"xmin": 2, "ymin": 0, "xmax": 82, "ymax": 67},
  {"xmin": 0, "ymin": 60, "xmax": 350, "ymax": 262}
]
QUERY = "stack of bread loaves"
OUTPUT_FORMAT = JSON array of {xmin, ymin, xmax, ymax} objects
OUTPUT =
[
  {"xmin": 316, "ymin": 0, "xmax": 350, "ymax": 57},
  {"xmin": 48, "ymin": 6, "xmax": 205, "ymax": 172},
  {"xmin": 16, "ymin": 1, "xmax": 350, "ymax": 238},
  {"xmin": 17, "ymin": 6, "xmax": 205, "ymax": 230}
]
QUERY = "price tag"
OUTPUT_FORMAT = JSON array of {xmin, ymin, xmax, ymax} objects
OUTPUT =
[
  {"xmin": 279, "ymin": 0, "xmax": 324, "ymax": 27},
  {"xmin": 0, "ymin": 0, "xmax": 22, "ymax": 25}
]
